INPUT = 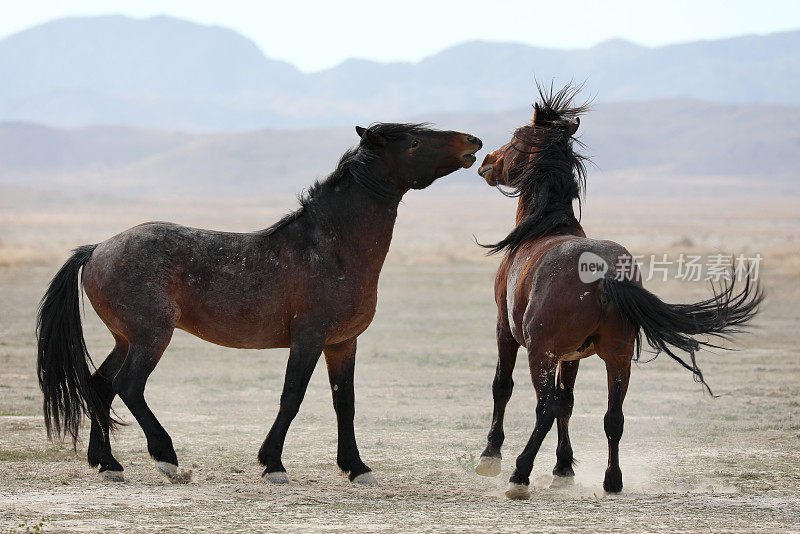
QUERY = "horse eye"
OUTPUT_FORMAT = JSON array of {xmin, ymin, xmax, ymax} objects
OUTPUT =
[{"xmin": 411, "ymin": 140, "xmax": 419, "ymax": 148}]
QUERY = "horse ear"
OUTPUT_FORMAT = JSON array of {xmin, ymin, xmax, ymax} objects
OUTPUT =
[
  {"xmin": 357, "ymin": 127, "xmax": 386, "ymax": 147},
  {"xmin": 532, "ymin": 103, "xmax": 542, "ymax": 124},
  {"xmin": 568, "ymin": 117, "xmax": 580, "ymax": 136}
]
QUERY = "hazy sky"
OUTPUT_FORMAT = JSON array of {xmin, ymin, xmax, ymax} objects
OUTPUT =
[{"xmin": 2, "ymin": 0, "xmax": 799, "ymax": 71}]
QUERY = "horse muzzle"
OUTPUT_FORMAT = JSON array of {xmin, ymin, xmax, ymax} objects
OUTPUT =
[{"xmin": 478, "ymin": 164, "xmax": 497, "ymax": 185}]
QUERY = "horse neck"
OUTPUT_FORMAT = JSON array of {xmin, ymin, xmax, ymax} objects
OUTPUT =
[
  {"xmin": 515, "ymin": 192, "xmax": 586, "ymax": 238},
  {"xmin": 514, "ymin": 196, "xmax": 527, "ymax": 225},
  {"xmin": 316, "ymin": 178, "xmax": 400, "ymax": 268}
]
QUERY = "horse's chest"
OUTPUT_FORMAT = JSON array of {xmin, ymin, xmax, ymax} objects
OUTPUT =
[{"xmin": 327, "ymin": 288, "xmax": 378, "ymax": 343}]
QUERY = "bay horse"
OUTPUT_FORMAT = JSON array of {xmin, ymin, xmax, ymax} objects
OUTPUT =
[
  {"xmin": 37, "ymin": 123, "xmax": 482, "ymax": 485},
  {"xmin": 472, "ymin": 85, "xmax": 762, "ymax": 499}
]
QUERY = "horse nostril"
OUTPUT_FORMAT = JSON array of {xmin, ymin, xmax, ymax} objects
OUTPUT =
[{"xmin": 466, "ymin": 135, "xmax": 482, "ymax": 149}]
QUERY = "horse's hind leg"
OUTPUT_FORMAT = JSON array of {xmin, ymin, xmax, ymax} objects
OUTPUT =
[
  {"xmin": 112, "ymin": 328, "xmax": 189, "ymax": 483},
  {"xmin": 476, "ymin": 323, "xmax": 519, "ymax": 477},
  {"xmin": 596, "ymin": 323, "xmax": 633, "ymax": 493},
  {"xmin": 259, "ymin": 327, "xmax": 325, "ymax": 483},
  {"xmin": 323, "ymin": 338, "xmax": 374, "ymax": 484},
  {"xmin": 600, "ymin": 356, "xmax": 630, "ymax": 493},
  {"xmin": 506, "ymin": 351, "xmax": 559, "ymax": 499},
  {"xmin": 87, "ymin": 335, "xmax": 128, "ymax": 481},
  {"xmin": 552, "ymin": 360, "xmax": 579, "ymax": 478}
]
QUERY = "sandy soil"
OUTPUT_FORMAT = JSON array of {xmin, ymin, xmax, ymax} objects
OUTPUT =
[{"xmin": 1, "ymin": 196, "xmax": 799, "ymax": 532}]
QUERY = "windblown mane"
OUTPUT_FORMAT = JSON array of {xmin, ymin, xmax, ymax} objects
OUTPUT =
[
  {"xmin": 485, "ymin": 83, "xmax": 591, "ymax": 254},
  {"xmin": 263, "ymin": 123, "xmax": 430, "ymax": 236}
]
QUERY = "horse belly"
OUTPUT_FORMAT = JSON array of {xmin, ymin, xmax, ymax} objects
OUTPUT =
[
  {"xmin": 559, "ymin": 347, "xmax": 596, "ymax": 361},
  {"xmin": 175, "ymin": 302, "xmax": 290, "ymax": 349},
  {"xmin": 176, "ymin": 318, "xmax": 289, "ymax": 349}
]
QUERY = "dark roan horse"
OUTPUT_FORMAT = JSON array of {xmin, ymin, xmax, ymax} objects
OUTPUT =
[
  {"xmin": 37, "ymin": 123, "xmax": 482, "ymax": 485},
  {"xmin": 472, "ymin": 85, "xmax": 763, "ymax": 499}
]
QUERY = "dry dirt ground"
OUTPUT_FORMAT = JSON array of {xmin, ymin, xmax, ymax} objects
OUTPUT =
[{"xmin": 1, "ymin": 195, "xmax": 799, "ymax": 532}]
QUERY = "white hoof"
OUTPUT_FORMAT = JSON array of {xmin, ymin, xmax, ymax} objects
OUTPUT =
[
  {"xmin": 156, "ymin": 461, "xmax": 192, "ymax": 484},
  {"xmin": 475, "ymin": 456, "xmax": 501, "ymax": 477},
  {"xmin": 263, "ymin": 471, "xmax": 290, "ymax": 484},
  {"xmin": 352, "ymin": 472, "xmax": 379, "ymax": 485},
  {"xmin": 505, "ymin": 482, "xmax": 531, "ymax": 500},
  {"xmin": 100, "ymin": 470, "xmax": 124, "ymax": 482},
  {"xmin": 156, "ymin": 461, "xmax": 177, "ymax": 477}
]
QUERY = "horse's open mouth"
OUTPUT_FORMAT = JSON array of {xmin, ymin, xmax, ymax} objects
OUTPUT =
[
  {"xmin": 478, "ymin": 164, "xmax": 493, "ymax": 177},
  {"xmin": 461, "ymin": 153, "xmax": 477, "ymax": 168}
]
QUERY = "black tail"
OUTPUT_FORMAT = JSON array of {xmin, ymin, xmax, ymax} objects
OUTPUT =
[
  {"xmin": 600, "ymin": 274, "xmax": 763, "ymax": 395},
  {"xmin": 37, "ymin": 244, "xmax": 110, "ymax": 445}
]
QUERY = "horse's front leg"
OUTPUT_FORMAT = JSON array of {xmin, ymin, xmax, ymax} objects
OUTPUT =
[
  {"xmin": 476, "ymin": 321, "xmax": 519, "ymax": 477},
  {"xmin": 258, "ymin": 327, "xmax": 325, "ymax": 483},
  {"xmin": 323, "ymin": 338, "xmax": 375, "ymax": 484}
]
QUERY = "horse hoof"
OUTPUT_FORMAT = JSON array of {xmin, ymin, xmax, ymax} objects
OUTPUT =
[
  {"xmin": 603, "ymin": 466, "xmax": 623, "ymax": 493},
  {"xmin": 156, "ymin": 461, "xmax": 192, "ymax": 484},
  {"xmin": 352, "ymin": 472, "xmax": 379, "ymax": 485},
  {"xmin": 475, "ymin": 456, "xmax": 501, "ymax": 477},
  {"xmin": 100, "ymin": 470, "xmax": 125, "ymax": 482},
  {"xmin": 505, "ymin": 482, "xmax": 531, "ymax": 500},
  {"xmin": 263, "ymin": 471, "xmax": 291, "ymax": 484}
]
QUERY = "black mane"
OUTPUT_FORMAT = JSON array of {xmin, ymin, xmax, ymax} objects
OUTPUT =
[
  {"xmin": 365, "ymin": 122, "xmax": 433, "ymax": 140},
  {"xmin": 485, "ymin": 83, "xmax": 590, "ymax": 255},
  {"xmin": 263, "ymin": 123, "xmax": 430, "ymax": 236}
]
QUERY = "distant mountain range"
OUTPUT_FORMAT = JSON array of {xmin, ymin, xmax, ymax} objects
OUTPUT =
[
  {"xmin": 0, "ymin": 16, "xmax": 798, "ymax": 130},
  {"xmin": 2, "ymin": 99, "xmax": 798, "ymax": 199}
]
